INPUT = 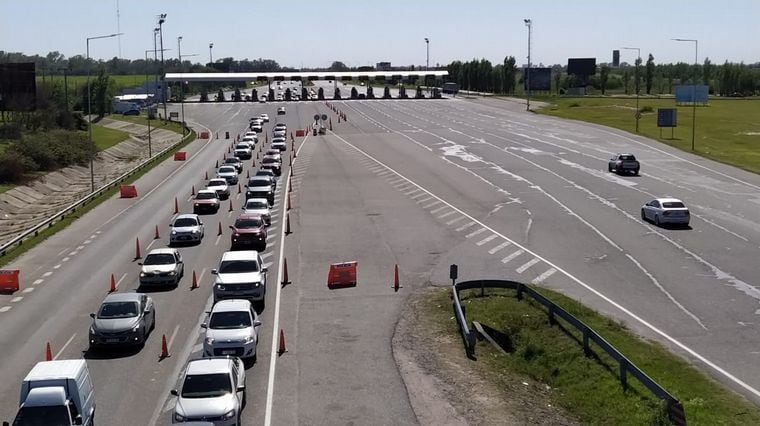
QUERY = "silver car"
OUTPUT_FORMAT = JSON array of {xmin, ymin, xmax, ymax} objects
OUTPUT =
[
  {"xmin": 170, "ymin": 214, "xmax": 205, "ymax": 245},
  {"xmin": 171, "ymin": 357, "xmax": 246, "ymax": 425},
  {"xmin": 641, "ymin": 198, "xmax": 690, "ymax": 227},
  {"xmin": 89, "ymin": 293, "xmax": 155, "ymax": 349},
  {"xmin": 207, "ymin": 178, "xmax": 230, "ymax": 200},
  {"xmin": 139, "ymin": 248, "xmax": 184, "ymax": 287},
  {"xmin": 202, "ymin": 299, "xmax": 261, "ymax": 361},
  {"xmin": 216, "ymin": 166, "xmax": 238, "ymax": 185},
  {"xmin": 242, "ymin": 198, "xmax": 271, "ymax": 224}
]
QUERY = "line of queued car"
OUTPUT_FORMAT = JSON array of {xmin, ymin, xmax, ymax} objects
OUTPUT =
[
  {"xmin": 607, "ymin": 153, "xmax": 690, "ymax": 228},
  {"xmin": 85, "ymin": 111, "xmax": 289, "ymax": 424}
]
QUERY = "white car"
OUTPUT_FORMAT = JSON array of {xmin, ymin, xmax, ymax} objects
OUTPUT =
[
  {"xmin": 217, "ymin": 166, "xmax": 239, "ymax": 185},
  {"xmin": 207, "ymin": 178, "xmax": 230, "ymax": 200},
  {"xmin": 202, "ymin": 299, "xmax": 261, "ymax": 360},
  {"xmin": 274, "ymin": 123, "xmax": 287, "ymax": 130},
  {"xmin": 139, "ymin": 248, "xmax": 184, "ymax": 287},
  {"xmin": 271, "ymin": 141, "xmax": 287, "ymax": 152},
  {"xmin": 242, "ymin": 198, "xmax": 271, "ymax": 224},
  {"xmin": 250, "ymin": 123, "xmax": 263, "ymax": 133},
  {"xmin": 641, "ymin": 198, "xmax": 690, "ymax": 227},
  {"xmin": 271, "ymin": 136, "xmax": 286, "ymax": 145},
  {"xmin": 259, "ymin": 113, "xmax": 270, "ymax": 122},
  {"xmin": 171, "ymin": 357, "xmax": 246, "ymax": 425},
  {"xmin": 212, "ymin": 250, "xmax": 268, "ymax": 305},
  {"xmin": 234, "ymin": 143, "xmax": 252, "ymax": 159},
  {"xmin": 169, "ymin": 214, "xmax": 205, "ymax": 245},
  {"xmin": 277, "ymin": 107, "xmax": 285, "ymax": 115},
  {"xmin": 244, "ymin": 131, "xmax": 257, "ymax": 139},
  {"xmin": 273, "ymin": 129, "xmax": 286, "ymax": 138},
  {"xmin": 193, "ymin": 189, "xmax": 221, "ymax": 214}
]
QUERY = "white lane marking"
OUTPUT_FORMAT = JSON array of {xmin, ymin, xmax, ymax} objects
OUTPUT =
[
  {"xmin": 437, "ymin": 210, "xmax": 456, "ymax": 219},
  {"xmin": 53, "ymin": 264, "xmax": 61, "ymax": 270},
  {"xmin": 53, "ymin": 333, "xmax": 77, "ymax": 360},
  {"xmin": 405, "ymin": 189, "xmax": 422, "ymax": 196},
  {"xmin": 0, "ymin": 306, "xmax": 11, "ymax": 313},
  {"xmin": 145, "ymin": 239, "xmax": 156, "ymax": 251},
  {"xmin": 489, "ymin": 241, "xmax": 511, "ymax": 254},
  {"xmin": 77, "ymin": 245, "xmax": 85, "ymax": 250},
  {"xmin": 389, "ymin": 178, "xmax": 405, "ymax": 185},
  {"xmin": 532, "ymin": 268, "xmax": 557, "ymax": 284},
  {"xmin": 502, "ymin": 249, "xmax": 525, "ymax": 264},
  {"xmin": 263, "ymin": 262, "xmax": 272, "ymax": 269},
  {"xmin": 215, "ymin": 234, "xmax": 222, "ymax": 246},
  {"xmin": 33, "ymin": 279, "xmax": 44, "ymax": 285},
  {"xmin": 455, "ymin": 221, "xmax": 476, "ymax": 232},
  {"xmin": 68, "ymin": 251, "xmax": 78, "ymax": 256},
  {"xmin": 446, "ymin": 216, "xmax": 465, "ymax": 225},
  {"xmin": 410, "ymin": 192, "xmax": 428, "ymax": 199},
  {"xmin": 416, "ymin": 196, "xmax": 434, "ymax": 204},
  {"xmin": 42, "ymin": 271, "xmax": 52, "ymax": 277},
  {"xmin": 83, "ymin": 239, "xmax": 92, "ymax": 245},
  {"xmin": 11, "ymin": 297, "xmax": 23, "ymax": 303},
  {"xmin": 430, "ymin": 205, "xmax": 448, "ymax": 214},
  {"xmin": 61, "ymin": 257, "xmax": 70, "ymax": 262},
  {"xmin": 476, "ymin": 234, "xmax": 498, "ymax": 246},
  {"xmin": 56, "ymin": 246, "xmax": 70, "ymax": 257},
  {"xmin": 466, "ymin": 228, "xmax": 487, "ymax": 239},
  {"xmin": 265, "ymin": 132, "xmax": 310, "ymax": 426},
  {"xmin": 261, "ymin": 252, "xmax": 274, "ymax": 259},
  {"xmin": 167, "ymin": 324, "xmax": 180, "ymax": 353},
  {"xmin": 516, "ymin": 258, "xmax": 540, "ymax": 273},
  {"xmin": 423, "ymin": 201, "xmax": 441, "ymax": 209},
  {"xmin": 22, "ymin": 287, "xmax": 34, "ymax": 294},
  {"xmin": 326, "ymin": 129, "xmax": 760, "ymax": 400}
]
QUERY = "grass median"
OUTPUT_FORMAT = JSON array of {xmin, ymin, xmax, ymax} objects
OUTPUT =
[
  {"xmin": 0, "ymin": 128, "xmax": 196, "ymax": 267},
  {"xmin": 534, "ymin": 96, "xmax": 760, "ymax": 175},
  {"xmin": 427, "ymin": 286, "xmax": 760, "ymax": 425}
]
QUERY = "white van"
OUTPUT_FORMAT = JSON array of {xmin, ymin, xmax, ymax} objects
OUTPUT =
[{"xmin": 9, "ymin": 360, "xmax": 96, "ymax": 426}]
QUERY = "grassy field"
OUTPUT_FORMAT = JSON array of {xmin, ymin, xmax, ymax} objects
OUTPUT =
[
  {"xmin": 428, "ymin": 287, "xmax": 760, "ymax": 425},
  {"xmin": 38, "ymin": 74, "xmax": 149, "ymax": 89},
  {"xmin": 535, "ymin": 96, "xmax": 760, "ymax": 174},
  {"xmin": 91, "ymin": 124, "xmax": 130, "ymax": 151},
  {"xmin": 108, "ymin": 113, "xmax": 185, "ymax": 134}
]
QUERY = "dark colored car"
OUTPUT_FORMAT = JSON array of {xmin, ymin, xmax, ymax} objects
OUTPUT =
[
  {"xmin": 608, "ymin": 153, "xmax": 640, "ymax": 175},
  {"xmin": 230, "ymin": 214, "xmax": 268, "ymax": 251},
  {"xmin": 224, "ymin": 156, "xmax": 243, "ymax": 173},
  {"xmin": 89, "ymin": 293, "xmax": 155, "ymax": 349}
]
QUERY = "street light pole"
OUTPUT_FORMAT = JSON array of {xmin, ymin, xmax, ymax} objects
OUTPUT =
[
  {"xmin": 86, "ymin": 32, "xmax": 122, "ymax": 193},
  {"xmin": 524, "ymin": 19, "xmax": 532, "ymax": 111},
  {"xmin": 621, "ymin": 47, "xmax": 641, "ymax": 133},
  {"xmin": 178, "ymin": 36, "xmax": 186, "ymax": 136},
  {"xmin": 673, "ymin": 38, "xmax": 698, "ymax": 151},
  {"xmin": 158, "ymin": 14, "xmax": 167, "ymax": 121},
  {"xmin": 424, "ymin": 38, "xmax": 429, "ymax": 70},
  {"xmin": 144, "ymin": 48, "xmax": 153, "ymax": 158},
  {"xmin": 209, "ymin": 43, "xmax": 214, "ymax": 65}
]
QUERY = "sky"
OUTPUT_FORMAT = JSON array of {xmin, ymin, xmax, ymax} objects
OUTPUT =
[{"xmin": 1, "ymin": 1, "xmax": 758, "ymax": 68}]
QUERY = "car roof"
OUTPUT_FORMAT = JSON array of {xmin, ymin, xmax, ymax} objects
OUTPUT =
[
  {"xmin": 655, "ymin": 197, "xmax": 684, "ymax": 204},
  {"xmin": 103, "ymin": 292, "xmax": 143, "ymax": 303},
  {"xmin": 256, "ymin": 170, "xmax": 273, "ymax": 175},
  {"xmin": 175, "ymin": 213, "xmax": 200, "ymax": 221},
  {"xmin": 246, "ymin": 198, "xmax": 269, "ymax": 204},
  {"xmin": 208, "ymin": 179, "xmax": 227, "ymax": 185},
  {"xmin": 186, "ymin": 357, "xmax": 235, "ymax": 375},
  {"xmin": 237, "ymin": 213, "xmax": 263, "ymax": 221},
  {"xmin": 197, "ymin": 189, "xmax": 217, "ymax": 196},
  {"xmin": 218, "ymin": 166, "xmax": 235, "ymax": 171},
  {"xmin": 220, "ymin": 250, "xmax": 259, "ymax": 261},
  {"xmin": 211, "ymin": 299, "xmax": 252, "ymax": 313},
  {"xmin": 147, "ymin": 247, "xmax": 178, "ymax": 256}
]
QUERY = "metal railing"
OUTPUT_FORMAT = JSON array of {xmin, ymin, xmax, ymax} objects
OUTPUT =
[
  {"xmin": 0, "ymin": 125, "xmax": 194, "ymax": 258},
  {"xmin": 450, "ymin": 265, "xmax": 686, "ymax": 426}
]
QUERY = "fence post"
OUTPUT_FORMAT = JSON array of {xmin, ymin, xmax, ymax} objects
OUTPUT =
[
  {"xmin": 548, "ymin": 305, "xmax": 556, "ymax": 326},
  {"xmin": 516, "ymin": 283, "xmax": 524, "ymax": 300},
  {"xmin": 582, "ymin": 326, "xmax": 590, "ymax": 356},
  {"xmin": 619, "ymin": 358, "xmax": 628, "ymax": 391},
  {"xmin": 480, "ymin": 279, "xmax": 485, "ymax": 297}
]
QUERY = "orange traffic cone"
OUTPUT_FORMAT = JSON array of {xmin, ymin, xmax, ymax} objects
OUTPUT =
[
  {"xmin": 278, "ymin": 330, "xmax": 287, "ymax": 356},
  {"xmin": 285, "ymin": 214, "xmax": 292, "ymax": 235},
  {"xmin": 45, "ymin": 342, "xmax": 53, "ymax": 361},
  {"xmin": 238, "ymin": 183, "xmax": 242, "ymax": 194},
  {"xmin": 228, "ymin": 200, "xmax": 233, "ymax": 212},
  {"xmin": 174, "ymin": 197, "xmax": 179, "ymax": 214},
  {"xmin": 154, "ymin": 225, "xmax": 160, "ymax": 239},
  {"xmin": 287, "ymin": 192, "xmax": 292, "ymax": 211},
  {"xmin": 218, "ymin": 222, "xmax": 223, "ymax": 236},
  {"xmin": 205, "ymin": 170, "xmax": 209, "ymax": 180},
  {"xmin": 191, "ymin": 270, "xmax": 198, "ymax": 290},
  {"xmin": 393, "ymin": 264, "xmax": 401, "ymax": 292},
  {"xmin": 191, "ymin": 185, "xmax": 195, "ymax": 196},
  {"xmin": 160, "ymin": 334, "xmax": 170, "ymax": 359},
  {"xmin": 215, "ymin": 159, "xmax": 219, "ymax": 168},
  {"xmin": 109, "ymin": 273, "xmax": 117, "ymax": 293},
  {"xmin": 338, "ymin": 116, "xmax": 341, "ymax": 123},
  {"xmin": 246, "ymin": 169, "xmax": 250, "ymax": 179},
  {"xmin": 288, "ymin": 177, "xmax": 292, "ymax": 192},
  {"xmin": 281, "ymin": 257, "xmax": 291, "ymax": 286},
  {"xmin": 134, "ymin": 237, "xmax": 141, "ymax": 260}
]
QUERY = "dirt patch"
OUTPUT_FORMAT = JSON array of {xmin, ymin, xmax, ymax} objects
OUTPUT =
[{"xmin": 393, "ymin": 287, "xmax": 578, "ymax": 425}]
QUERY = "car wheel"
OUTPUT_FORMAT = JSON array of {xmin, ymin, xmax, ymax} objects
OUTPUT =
[
  {"xmin": 654, "ymin": 215, "xmax": 660, "ymax": 226},
  {"xmin": 150, "ymin": 313, "xmax": 156, "ymax": 332},
  {"xmin": 608, "ymin": 165, "xmax": 613, "ymax": 172},
  {"xmin": 641, "ymin": 209, "xmax": 647, "ymax": 221},
  {"xmin": 633, "ymin": 169, "xmax": 639, "ymax": 176}
]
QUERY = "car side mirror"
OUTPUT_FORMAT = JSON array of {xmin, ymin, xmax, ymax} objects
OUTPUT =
[
  {"xmin": 253, "ymin": 320, "xmax": 262, "ymax": 327},
  {"xmin": 262, "ymin": 267, "xmax": 269, "ymax": 273},
  {"xmin": 201, "ymin": 323, "xmax": 207, "ymax": 328},
  {"xmin": 89, "ymin": 313, "xmax": 95, "ymax": 319},
  {"xmin": 137, "ymin": 262, "xmax": 143, "ymax": 266},
  {"xmin": 236, "ymin": 385, "xmax": 246, "ymax": 392},
  {"xmin": 229, "ymin": 225, "xmax": 235, "ymax": 230},
  {"xmin": 74, "ymin": 415, "xmax": 83, "ymax": 425},
  {"xmin": 170, "ymin": 389, "xmax": 179, "ymax": 396},
  {"xmin": 211, "ymin": 269, "xmax": 218, "ymax": 275}
]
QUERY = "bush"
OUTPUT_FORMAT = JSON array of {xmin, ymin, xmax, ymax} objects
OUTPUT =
[
  {"xmin": 11, "ymin": 130, "xmax": 92, "ymax": 171},
  {"xmin": 0, "ymin": 150, "xmax": 37, "ymax": 183},
  {"xmin": 640, "ymin": 105, "xmax": 654, "ymax": 113},
  {"xmin": 569, "ymin": 102, "xmax": 580, "ymax": 107},
  {"xmin": 0, "ymin": 123, "xmax": 23, "ymax": 140}
]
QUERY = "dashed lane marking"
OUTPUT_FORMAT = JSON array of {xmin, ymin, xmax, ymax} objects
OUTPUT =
[
  {"xmin": 532, "ymin": 268, "xmax": 557, "ymax": 284},
  {"xmin": 0, "ymin": 306, "xmax": 11, "ymax": 313},
  {"xmin": 430, "ymin": 206, "xmax": 448, "ymax": 214},
  {"xmin": 437, "ymin": 210, "xmax": 457, "ymax": 219},
  {"xmin": 501, "ymin": 249, "xmax": 525, "ymax": 264},
  {"xmin": 465, "ymin": 228, "xmax": 487, "ymax": 238},
  {"xmin": 455, "ymin": 221, "xmax": 476, "ymax": 232},
  {"xmin": 11, "ymin": 297, "xmax": 23, "ymax": 303},
  {"xmin": 516, "ymin": 258, "xmax": 541, "ymax": 274},
  {"xmin": 32, "ymin": 279, "xmax": 44, "ymax": 285},
  {"xmin": 488, "ymin": 241, "xmax": 511, "ymax": 254},
  {"xmin": 446, "ymin": 216, "xmax": 465, "ymax": 225},
  {"xmin": 476, "ymin": 234, "xmax": 498, "ymax": 246}
]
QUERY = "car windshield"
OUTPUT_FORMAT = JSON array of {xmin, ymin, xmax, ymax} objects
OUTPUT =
[
  {"xmin": 144, "ymin": 253, "xmax": 176, "ymax": 265},
  {"xmin": 246, "ymin": 201, "xmax": 268, "ymax": 209},
  {"xmin": 209, "ymin": 311, "xmax": 252, "ymax": 329},
  {"xmin": 196, "ymin": 192, "xmax": 216, "ymax": 200},
  {"xmin": 235, "ymin": 218, "xmax": 263, "ymax": 228},
  {"xmin": 236, "ymin": 144, "xmax": 249, "ymax": 150},
  {"xmin": 208, "ymin": 179, "xmax": 226, "ymax": 187},
  {"xmin": 218, "ymin": 167, "xmax": 235, "ymax": 173},
  {"xmin": 620, "ymin": 155, "xmax": 637, "ymax": 161},
  {"xmin": 662, "ymin": 202, "xmax": 685, "ymax": 208},
  {"xmin": 219, "ymin": 259, "xmax": 259, "ymax": 273},
  {"xmin": 14, "ymin": 406, "xmax": 71, "ymax": 426},
  {"xmin": 256, "ymin": 171, "xmax": 273, "ymax": 177},
  {"xmin": 224, "ymin": 158, "xmax": 238, "ymax": 164},
  {"xmin": 99, "ymin": 302, "xmax": 139, "ymax": 318},
  {"xmin": 248, "ymin": 179, "xmax": 269, "ymax": 186},
  {"xmin": 262, "ymin": 158, "xmax": 277, "ymax": 164},
  {"xmin": 181, "ymin": 373, "xmax": 232, "ymax": 398},
  {"xmin": 174, "ymin": 218, "xmax": 198, "ymax": 227}
]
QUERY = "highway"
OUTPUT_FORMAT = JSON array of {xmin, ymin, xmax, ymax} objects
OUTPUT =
[{"xmin": 1, "ymin": 95, "xmax": 760, "ymax": 424}]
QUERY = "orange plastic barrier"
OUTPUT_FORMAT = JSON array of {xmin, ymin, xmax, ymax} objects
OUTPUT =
[
  {"xmin": 200, "ymin": 131, "xmax": 210, "ymax": 139},
  {"xmin": 174, "ymin": 151, "xmax": 187, "ymax": 161},
  {"xmin": 295, "ymin": 129, "xmax": 305, "ymax": 137},
  {"xmin": 119, "ymin": 185, "xmax": 138, "ymax": 198},
  {"xmin": 327, "ymin": 261, "xmax": 357, "ymax": 288},
  {"xmin": 0, "ymin": 269, "xmax": 20, "ymax": 293}
]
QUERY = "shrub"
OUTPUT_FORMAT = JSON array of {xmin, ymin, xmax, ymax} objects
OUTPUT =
[
  {"xmin": 0, "ymin": 123, "xmax": 23, "ymax": 140},
  {"xmin": 0, "ymin": 150, "xmax": 37, "ymax": 183},
  {"xmin": 640, "ymin": 105, "xmax": 654, "ymax": 113},
  {"xmin": 569, "ymin": 102, "xmax": 580, "ymax": 107}
]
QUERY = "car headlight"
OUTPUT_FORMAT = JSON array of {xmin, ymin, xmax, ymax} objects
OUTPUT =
[
  {"xmin": 216, "ymin": 284, "xmax": 225, "ymax": 291},
  {"xmin": 168, "ymin": 271, "xmax": 176, "ymax": 276},
  {"xmin": 192, "ymin": 229, "xmax": 200, "ymax": 234},
  {"xmin": 140, "ymin": 272, "xmax": 146, "ymax": 277},
  {"xmin": 89, "ymin": 326, "xmax": 96, "ymax": 335},
  {"xmin": 243, "ymin": 336, "xmax": 254, "ymax": 344},
  {"xmin": 253, "ymin": 282, "xmax": 261, "ymax": 288},
  {"xmin": 171, "ymin": 230, "xmax": 177, "ymax": 235},
  {"xmin": 173, "ymin": 412, "xmax": 186, "ymax": 422},
  {"xmin": 222, "ymin": 409, "xmax": 235, "ymax": 420},
  {"xmin": 205, "ymin": 337, "xmax": 215, "ymax": 345},
  {"xmin": 132, "ymin": 324, "xmax": 141, "ymax": 333}
]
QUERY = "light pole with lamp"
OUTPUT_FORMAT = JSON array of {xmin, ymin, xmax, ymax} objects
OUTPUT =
[
  {"xmin": 86, "ymin": 32, "xmax": 122, "ymax": 193},
  {"xmin": 672, "ymin": 38, "xmax": 698, "ymax": 151},
  {"xmin": 621, "ymin": 47, "xmax": 641, "ymax": 132},
  {"xmin": 209, "ymin": 43, "xmax": 214, "ymax": 65},
  {"xmin": 524, "ymin": 18, "xmax": 532, "ymax": 111},
  {"xmin": 424, "ymin": 38, "xmax": 430, "ymax": 95},
  {"xmin": 157, "ymin": 13, "xmax": 167, "ymax": 120},
  {"xmin": 177, "ymin": 36, "xmax": 185, "ymax": 136}
]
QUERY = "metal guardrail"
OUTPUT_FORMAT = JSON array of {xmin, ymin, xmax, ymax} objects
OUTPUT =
[
  {"xmin": 0, "ymin": 125, "xmax": 195, "ymax": 258},
  {"xmin": 449, "ymin": 265, "xmax": 686, "ymax": 426}
]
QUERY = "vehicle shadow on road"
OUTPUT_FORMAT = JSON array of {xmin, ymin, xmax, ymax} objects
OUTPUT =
[{"xmin": 82, "ymin": 345, "xmax": 144, "ymax": 360}]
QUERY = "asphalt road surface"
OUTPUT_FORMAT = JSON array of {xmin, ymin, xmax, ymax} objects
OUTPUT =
[{"xmin": 1, "ymin": 96, "xmax": 760, "ymax": 425}]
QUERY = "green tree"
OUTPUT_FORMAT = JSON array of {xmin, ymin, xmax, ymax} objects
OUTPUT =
[
  {"xmin": 599, "ymin": 65, "xmax": 610, "ymax": 95},
  {"xmin": 645, "ymin": 54, "xmax": 655, "ymax": 94},
  {"xmin": 702, "ymin": 57, "xmax": 713, "ymax": 87},
  {"xmin": 554, "ymin": 70, "xmax": 562, "ymax": 94},
  {"xmin": 633, "ymin": 57, "xmax": 642, "ymax": 95},
  {"xmin": 622, "ymin": 69, "xmax": 631, "ymax": 95},
  {"xmin": 329, "ymin": 61, "xmax": 349, "ymax": 72},
  {"xmin": 503, "ymin": 56, "xmax": 517, "ymax": 94}
]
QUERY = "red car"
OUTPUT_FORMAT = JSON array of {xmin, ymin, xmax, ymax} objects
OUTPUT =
[
  {"xmin": 193, "ymin": 189, "xmax": 220, "ymax": 214},
  {"xmin": 230, "ymin": 213, "xmax": 267, "ymax": 251}
]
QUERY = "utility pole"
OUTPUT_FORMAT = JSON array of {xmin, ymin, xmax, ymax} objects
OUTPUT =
[
  {"xmin": 524, "ymin": 19, "xmax": 532, "ymax": 111},
  {"xmin": 178, "ymin": 36, "xmax": 185, "ymax": 136},
  {"xmin": 673, "ymin": 38, "xmax": 698, "ymax": 151},
  {"xmin": 158, "ymin": 13, "xmax": 167, "ymax": 120},
  {"xmin": 209, "ymin": 43, "xmax": 214, "ymax": 65},
  {"xmin": 621, "ymin": 47, "xmax": 641, "ymax": 133}
]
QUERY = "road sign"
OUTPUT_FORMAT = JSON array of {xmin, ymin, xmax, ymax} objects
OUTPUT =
[
  {"xmin": 321, "ymin": 114, "xmax": 327, "ymax": 121},
  {"xmin": 657, "ymin": 108, "xmax": 677, "ymax": 128},
  {"xmin": 313, "ymin": 114, "xmax": 320, "ymax": 121}
]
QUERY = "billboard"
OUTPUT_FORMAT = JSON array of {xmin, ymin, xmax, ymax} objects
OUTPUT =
[
  {"xmin": 524, "ymin": 67, "xmax": 552, "ymax": 91},
  {"xmin": 612, "ymin": 50, "xmax": 620, "ymax": 67},
  {"xmin": 657, "ymin": 108, "xmax": 677, "ymax": 128},
  {"xmin": 567, "ymin": 58, "xmax": 596, "ymax": 75},
  {"xmin": 0, "ymin": 62, "xmax": 36, "ymax": 111},
  {"xmin": 675, "ymin": 85, "xmax": 709, "ymax": 103}
]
